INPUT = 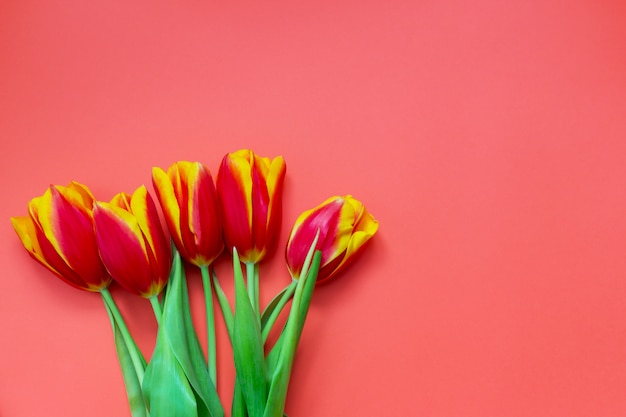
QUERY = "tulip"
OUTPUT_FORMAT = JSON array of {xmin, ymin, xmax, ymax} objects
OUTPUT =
[
  {"xmin": 152, "ymin": 161, "xmax": 224, "ymax": 383},
  {"xmin": 93, "ymin": 186, "xmax": 171, "ymax": 298},
  {"xmin": 13, "ymin": 183, "xmax": 152, "ymax": 413},
  {"xmin": 11, "ymin": 181, "xmax": 111, "ymax": 291},
  {"xmin": 285, "ymin": 195, "xmax": 378, "ymax": 283},
  {"xmin": 216, "ymin": 149, "xmax": 286, "ymax": 264},
  {"xmin": 152, "ymin": 161, "xmax": 223, "ymax": 267}
]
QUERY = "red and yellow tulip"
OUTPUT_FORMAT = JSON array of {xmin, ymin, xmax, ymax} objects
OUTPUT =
[
  {"xmin": 216, "ymin": 149, "xmax": 286, "ymax": 264},
  {"xmin": 285, "ymin": 195, "xmax": 378, "ymax": 283},
  {"xmin": 93, "ymin": 186, "xmax": 171, "ymax": 298},
  {"xmin": 152, "ymin": 161, "xmax": 224, "ymax": 267},
  {"xmin": 10, "ymin": 181, "xmax": 111, "ymax": 291}
]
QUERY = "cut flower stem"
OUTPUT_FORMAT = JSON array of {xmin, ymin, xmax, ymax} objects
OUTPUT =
[
  {"xmin": 148, "ymin": 295, "xmax": 162, "ymax": 324},
  {"xmin": 246, "ymin": 262, "xmax": 260, "ymax": 317},
  {"xmin": 100, "ymin": 288, "xmax": 146, "ymax": 379},
  {"xmin": 201, "ymin": 264, "xmax": 218, "ymax": 386},
  {"xmin": 100, "ymin": 287, "xmax": 149, "ymax": 417}
]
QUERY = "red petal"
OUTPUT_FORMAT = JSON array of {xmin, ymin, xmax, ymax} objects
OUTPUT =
[
  {"xmin": 48, "ymin": 187, "xmax": 108, "ymax": 285},
  {"xmin": 94, "ymin": 203, "xmax": 152, "ymax": 296},
  {"xmin": 217, "ymin": 153, "xmax": 253, "ymax": 257}
]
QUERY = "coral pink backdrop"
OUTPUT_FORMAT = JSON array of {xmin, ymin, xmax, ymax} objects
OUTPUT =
[{"xmin": 2, "ymin": 1, "xmax": 626, "ymax": 416}]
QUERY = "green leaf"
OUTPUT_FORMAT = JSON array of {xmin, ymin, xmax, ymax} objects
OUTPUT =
[
  {"xmin": 160, "ymin": 250, "xmax": 225, "ymax": 417},
  {"xmin": 231, "ymin": 377, "xmax": 248, "ymax": 417},
  {"xmin": 294, "ymin": 252, "xmax": 322, "ymax": 342},
  {"xmin": 263, "ymin": 251, "xmax": 322, "ymax": 417},
  {"xmin": 143, "ymin": 325, "xmax": 198, "ymax": 417},
  {"xmin": 260, "ymin": 281, "xmax": 296, "ymax": 335},
  {"xmin": 260, "ymin": 285, "xmax": 293, "ymax": 369},
  {"xmin": 265, "ymin": 232, "xmax": 321, "ymax": 384},
  {"xmin": 212, "ymin": 271, "xmax": 234, "ymax": 337},
  {"xmin": 232, "ymin": 249, "xmax": 267, "ymax": 417},
  {"xmin": 102, "ymin": 298, "xmax": 148, "ymax": 417},
  {"xmin": 264, "ymin": 328, "xmax": 285, "ymax": 386},
  {"xmin": 261, "ymin": 285, "xmax": 289, "ymax": 327}
]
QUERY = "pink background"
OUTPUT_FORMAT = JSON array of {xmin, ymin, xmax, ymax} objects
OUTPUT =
[{"xmin": 2, "ymin": 1, "xmax": 626, "ymax": 416}]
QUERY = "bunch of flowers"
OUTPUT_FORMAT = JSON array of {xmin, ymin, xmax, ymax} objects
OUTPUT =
[{"xmin": 11, "ymin": 149, "xmax": 378, "ymax": 417}]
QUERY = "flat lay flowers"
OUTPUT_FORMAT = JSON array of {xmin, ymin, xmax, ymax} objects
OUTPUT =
[{"xmin": 11, "ymin": 149, "xmax": 378, "ymax": 417}]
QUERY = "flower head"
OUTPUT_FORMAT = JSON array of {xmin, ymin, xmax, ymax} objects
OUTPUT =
[
  {"xmin": 152, "ymin": 161, "xmax": 224, "ymax": 267},
  {"xmin": 11, "ymin": 181, "xmax": 111, "ymax": 291},
  {"xmin": 285, "ymin": 195, "xmax": 378, "ymax": 283},
  {"xmin": 216, "ymin": 149, "xmax": 286, "ymax": 264},
  {"xmin": 94, "ymin": 186, "xmax": 171, "ymax": 298}
]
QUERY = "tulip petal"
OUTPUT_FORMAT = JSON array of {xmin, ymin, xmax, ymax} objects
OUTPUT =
[
  {"xmin": 265, "ymin": 156, "xmax": 286, "ymax": 228},
  {"xmin": 11, "ymin": 215, "xmax": 40, "ymax": 259},
  {"xmin": 341, "ymin": 203, "xmax": 379, "ymax": 262},
  {"xmin": 250, "ymin": 157, "xmax": 270, "ymax": 257},
  {"xmin": 36, "ymin": 221, "xmax": 99, "ymax": 289},
  {"xmin": 94, "ymin": 202, "xmax": 153, "ymax": 296},
  {"xmin": 110, "ymin": 192, "xmax": 133, "ymax": 210},
  {"xmin": 218, "ymin": 153, "xmax": 253, "ymax": 255},
  {"xmin": 129, "ymin": 186, "xmax": 171, "ymax": 290},
  {"xmin": 286, "ymin": 197, "xmax": 342, "ymax": 277},
  {"xmin": 329, "ymin": 196, "xmax": 360, "ymax": 255},
  {"xmin": 12, "ymin": 215, "xmax": 97, "ymax": 290},
  {"xmin": 155, "ymin": 163, "xmax": 200, "ymax": 263},
  {"xmin": 173, "ymin": 163, "xmax": 197, "ymax": 255},
  {"xmin": 37, "ymin": 186, "xmax": 108, "ymax": 285},
  {"xmin": 12, "ymin": 215, "xmax": 66, "ymax": 279},
  {"xmin": 176, "ymin": 162, "xmax": 205, "ymax": 261},
  {"xmin": 153, "ymin": 166, "xmax": 184, "ymax": 248},
  {"xmin": 319, "ymin": 199, "xmax": 379, "ymax": 283},
  {"xmin": 188, "ymin": 163, "xmax": 223, "ymax": 264},
  {"xmin": 64, "ymin": 181, "xmax": 96, "ymax": 210}
]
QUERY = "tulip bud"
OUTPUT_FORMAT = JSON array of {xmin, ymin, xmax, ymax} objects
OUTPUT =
[
  {"xmin": 216, "ymin": 149, "xmax": 286, "ymax": 264},
  {"xmin": 286, "ymin": 195, "xmax": 378, "ymax": 283},
  {"xmin": 94, "ymin": 186, "xmax": 171, "ymax": 298},
  {"xmin": 11, "ymin": 181, "xmax": 111, "ymax": 291},
  {"xmin": 152, "ymin": 161, "xmax": 224, "ymax": 267}
]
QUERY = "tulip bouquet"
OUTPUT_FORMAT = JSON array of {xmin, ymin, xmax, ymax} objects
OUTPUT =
[{"xmin": 11, "ymin": 149, "xmax": 378, "ymax": 417}]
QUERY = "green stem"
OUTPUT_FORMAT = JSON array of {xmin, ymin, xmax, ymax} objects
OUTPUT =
[
  {"xmin": 201, "ymin": 265, "xmax": 217, "ymax": 386},
  {"xmin": 246, "ymin": 262, "xmax": 259, "ymax": 315},
  {"xmin": 148, "ymin": 295, "xmax": 162, "ymax": 325},
  {"xmin": 261, "ymin": 280, "xmax": 297, "ymax": 343},
  {"xmin": 213, "ymin": 271, "xmax": 234, "ymax": 339},
  {"xmin": 254, "ymin": 263, "xmax": 260, "ymax": 314},
  {"xmin": 100, "ymin": 288, "xmax": 146, "ymax": 382}
]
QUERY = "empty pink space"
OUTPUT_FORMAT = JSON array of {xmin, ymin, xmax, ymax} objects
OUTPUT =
[{"xmin": 2, "ymin": 1, "xmax": 626, "ymax": 416}]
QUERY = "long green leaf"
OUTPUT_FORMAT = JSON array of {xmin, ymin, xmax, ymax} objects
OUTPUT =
[
  {"xmin": 161, "ymin": 251, "xmax": 224, "ymax": 417},
  {"xmin": 143, "ymin": 324, "xmax": 198, "ymax": 417},
  {"xmin": 264, "ymin": 328, "xmax": 285, "ymax": 384},
  {"xmin": 260, "ymin": 281, "xmax": 297, "ymax": 339},
  {"xmin": 231, "ymin": 377, "xmax": 248, "ymax": 417},
  {"xmin": 232, "ymin": 249, "xmax": 267, "ymax": 417},
  {"xmin": 265, "ymin": 233, "xmax": 320, "ymax": 383},
  {"xmin": 263, "ymin": 251, "xmax": 322, "ymax": 417},
  {"xmin": 294, "ymin": 252, "xmax": 322, "ymax": 342},
  {"xmin": 212, "ymin": 271, "xmax": 234, "ymax": 338}
]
